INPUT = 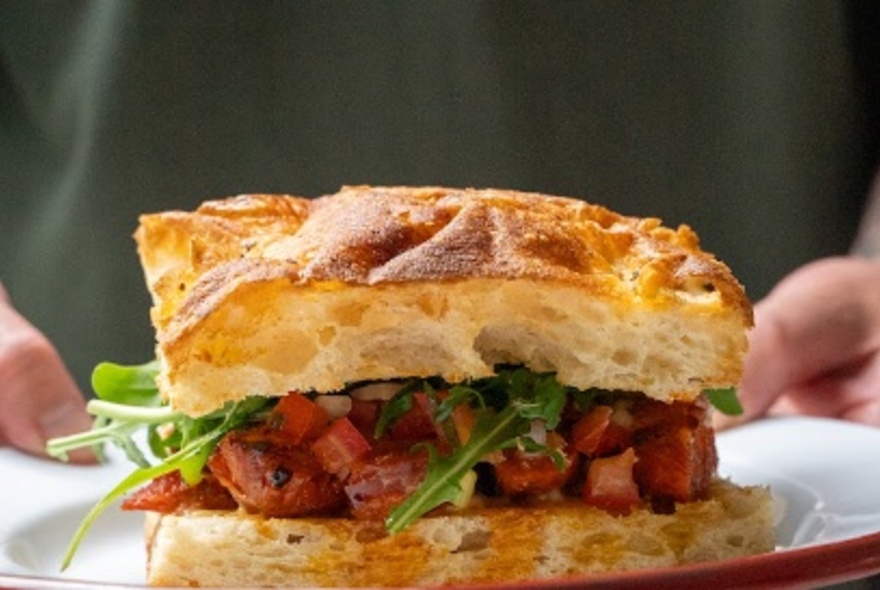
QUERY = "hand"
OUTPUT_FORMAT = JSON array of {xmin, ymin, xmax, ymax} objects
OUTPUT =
[
  {"xmin": 717, "ymin": 257, "xmax": 880, "ymax": 429},
  {"xmin": 0, "ymin": 283, "xmax": 95, "ymax": 462}
]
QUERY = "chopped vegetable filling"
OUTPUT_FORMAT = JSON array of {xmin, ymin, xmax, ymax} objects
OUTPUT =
[{"xmin": 47, "ymin": 362, "xmax": 736, "ymax": 568}]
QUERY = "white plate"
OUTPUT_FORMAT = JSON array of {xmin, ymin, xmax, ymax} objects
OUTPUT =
[{"xmin": 1, "ymin": 416, "xmax": 879, "ymax": 589}]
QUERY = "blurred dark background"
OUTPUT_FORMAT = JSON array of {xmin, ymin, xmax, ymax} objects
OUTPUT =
[{"xmin": 2, "ymin": 1, "xmax": 879, "ymax": 393}]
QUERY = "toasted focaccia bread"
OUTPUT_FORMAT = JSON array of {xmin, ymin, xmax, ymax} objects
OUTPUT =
[
  {"xmin": 145, "ymin": 479, "xmax": 773, "ymax": 587},
  {"xmin": 127, "ymin": 187, "xmax": 770, "ymax": 589},
  {"xmin": 134, "ymin": 186, "xmax": 752, "ymax": 416}
]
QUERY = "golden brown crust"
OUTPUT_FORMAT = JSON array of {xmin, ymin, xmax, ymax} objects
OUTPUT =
[
  {"xmin": 145, "ymin": 480, "xmax": 774, "ymax": 587},
  {"xmin": 139, "ymin": 186, "xmax": 750, "ymax": 314},
  {"xmin": 135, "ymin": 186, "xmax": 752, "ymax": 415},
  {"xmin": 135, "ymin": 194, "xmax": 310, "ymax": 332}
]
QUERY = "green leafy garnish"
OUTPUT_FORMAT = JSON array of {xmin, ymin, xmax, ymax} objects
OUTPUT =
[
  {"xmin": 435, "ymin": 384, "xmax": 485, "ymax": 422},
  {"xmin": 517, "ymin": 435, "xmax": 566, "ymax": 470},
  {"xmin": 48, "ymin": 361, "xmax": 166, "ymax": 465},
  {"xmin": 704, "ymin": 387, "xmax": 744, "ymax": 416},
  {"xmin": 385, "ymin": 367, "xmax": 571, "ymax": 533},
  {"xmin": 503, "ymin": 369, "xmax": 567, "ymax": 429},
  {"xmin": 374, "ymin": 380, "xmax": 419, "ymax": 438},
  {"xmin": 45, "ymin": 361, "xmax": 270, "ymax": 570},
  {"xmin": 386, "ymin": 405, "xmax": 525, "ymax": 533},
  {"xmin": 92, "ymin": 360, "xmax": 163, "ymax": 406},
  {"xmin": 48, "ymin": 361, "xmax": 603, "ymax": 567}
]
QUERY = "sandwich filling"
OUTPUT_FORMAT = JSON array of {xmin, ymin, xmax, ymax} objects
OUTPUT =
[{"xmin": 72, "ymin": 364, "xmax": 725, "ymax": 536}]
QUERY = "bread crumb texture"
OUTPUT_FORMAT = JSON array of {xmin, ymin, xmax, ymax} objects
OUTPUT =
[
  {"xmin": 134, "ymin": 186, "xmax": 752, "ymax": 416},
  {"xmin": 146, "ymin": 480, "xmax": 774, "ymax": 587}
]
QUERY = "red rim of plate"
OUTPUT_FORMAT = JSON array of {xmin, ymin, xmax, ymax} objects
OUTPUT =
[{"xmin": 1, "ymin": 530, "xmax": 879, "ymax": 590}]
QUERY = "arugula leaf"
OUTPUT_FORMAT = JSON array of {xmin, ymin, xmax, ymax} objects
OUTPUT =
[
  {"xmin": 385, "ymin": 368, "xmax": 571, "ymax": 533},
  {"xmin": 46, "ymin": 360, "xmax": 272, "ymax": 570},
  {"xmin": 435, "ymin": 384, "xmax": 484, "ymax": 423},
  {"xmin": 56, "ymin": 397, "xmax": 262, "ymax": 570},
  {"xmin": 386, "ymin": 405, "xmax": 525, "ymax": 533},
  {"xmin": 374, "ymin": 387, "xmax": 415, "ymax": 438},
  {"xmin": 510, "ymin": 371, "xmax": 566, "ymax": 429},
  {"xmin": 704, "ymin": 387, "xmax": 743, "ymax": 416},
  {"xmin": 517, "ymin": 436, "xmax": 566, "ymax": 470},
  {"xmin": 47, "ymin": 361, "xmax": 164, "ymax": 463},
  {"xmin": 91, "ymin": 360, "xmax": 161, "ymax": 405},
  {"xmin": 48, "ymin": 362, "xmax": 169, "ymax": 465}
]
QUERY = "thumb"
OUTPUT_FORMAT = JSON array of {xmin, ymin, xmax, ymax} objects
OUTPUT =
[
  {"xmin": 5, "ymin": 395, "xmax": 96, "ymax": 463},
  {"xmin": 723, "ymin": 258, "xmax": 880, "ymax": 427},
  {"xmin": 0, "ymin": 299, "xmax": 96, "ymax": 462}
]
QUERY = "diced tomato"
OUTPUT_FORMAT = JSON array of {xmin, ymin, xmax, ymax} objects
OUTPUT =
[
  {"xmin": 389, "ymin": 392, "xmax": 439, "ymax": 441},
  {"xmin": 495, "ymin": 437, "xmax": 577, "ymax": 496},
  {"xmin": 572, "ymin": 405, "xmax": 613, "ymax": 455},
  {"xmin": 121, "ymin": 471, "xmax": 237, "ymax": 513},
  {"xmin": 272, "ymin": 392, "xmax": 329, "ymax": 444},
  {"xmin": 633, "ymin": 422, "xmax": 717, "ymax": 502},
  {"xmin": 630, "ymin": 396, "xmax": 707, "ymax": 431},
  {"xmin": 311, "ymin": 417, "xmax": 373, "ymax": 475},
  {"xmin": 347, "ymin": 398, "xmax": 382, "ymax": 439},
  {"xmin": 344, "ymin": 447, "xmax": 428, "ymax": 520},
  {"xmin": 599, "ymin": 419, "xmax": 634, "ymax": 456},
  {"xmin": 583, "ymin": 447, "xmax": 640, "ymax": 516},
  {"xmin": 572, "ymin": 405, "xmax": 633, "ymax": 457},
  {"xmin": 625, "ymin": 396, "xmax": 717, "ymax": 502}
]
